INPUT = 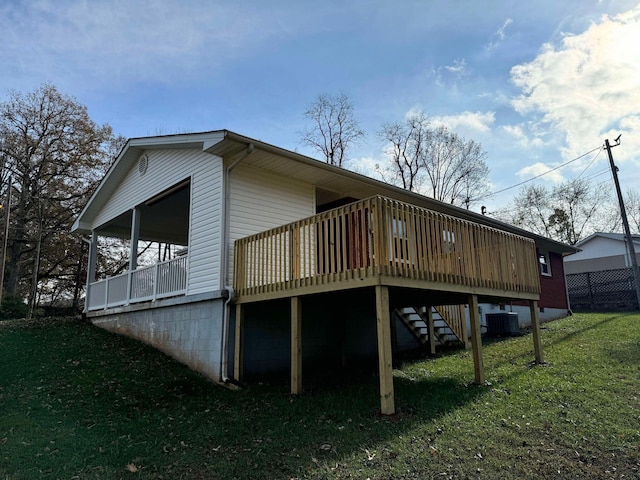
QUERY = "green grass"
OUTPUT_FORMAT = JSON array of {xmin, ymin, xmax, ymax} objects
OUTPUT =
[{"xmin": 1, "ymin": 313, "xmax": 638, "ymax": 479}]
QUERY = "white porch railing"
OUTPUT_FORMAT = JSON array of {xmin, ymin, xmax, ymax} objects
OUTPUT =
[{"xmin": 87, "ymin": 256, "xmax": 188, "ymax": 311}]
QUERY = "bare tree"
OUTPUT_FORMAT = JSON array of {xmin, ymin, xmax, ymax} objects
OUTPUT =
[
  {"xmin": 300, "ymin": 93, "xmax": 364, "ymax": 167},
  {"xmin": 0, "ymin": 84, "xmax": 117, "ymax": 312},
  {"xmin": 623, "ymin": 189, "xmax": 640, "ymax": 233},
  {"xmin": 379, "ymin": 110, "xmax": 490, "ymax": 208},
  {"xmin": 379, "ymin": 112, "xmax": 430, "ymax": 191},
  {"xmin": 502, "ymin": 184, "xmax": 553, "ymax": 237},
  {"xmin": 497, "ymin": 179, "xmax": 612, "ymax": 244}
]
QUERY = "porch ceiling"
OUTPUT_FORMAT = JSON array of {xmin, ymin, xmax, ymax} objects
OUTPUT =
[{"xmin": 96, "ymin": 185, "xmax": 190, "ymax": 244}]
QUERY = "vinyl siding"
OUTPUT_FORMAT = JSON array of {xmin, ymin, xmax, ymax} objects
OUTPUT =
[
  {"xmin": 227, "ymin": 163, "xmax": 315, "ymax": 284},
  {"xmin": 566, "ymin": 237, "xmax": 625, "ymax": 261},
  {"xmin": 188, "ymin": 156, "xmax": 223, "ymax": 294},
  {"xmin": 91, "ymin": 148, "xmax": 223, "ymax": 295}
]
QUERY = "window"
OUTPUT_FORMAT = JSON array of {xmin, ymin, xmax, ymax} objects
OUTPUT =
[
  {"xmin": 538, "ymin": 251, "xmax": 551, "ymax": 276},
  {"xmin": 442, "ymin": 229, "xmax": 455, "ymax": 253},
  {"xmin": 390, "ymin": 216, "xmax": 409, "ymax": 262}
]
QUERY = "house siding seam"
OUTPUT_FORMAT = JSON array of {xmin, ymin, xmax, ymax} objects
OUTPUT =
[{"xmin": 227, "ymin": 163, "xmax": 315, "ymax": 285}]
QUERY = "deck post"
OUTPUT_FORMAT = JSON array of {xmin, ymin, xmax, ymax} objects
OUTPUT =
[
  {"xmin": 375, "ymin": 285, "xmax": 395, "ymax": 415},
  {"xmin": 529, "ymin": 300, "xmax": 544, "ymax": 364},
  {"xmin": 291, "ymin": 296, "xmax": 302, "ymax": 395},
  {"xmin": 234, "ymin": 303, "xmax": 244, "ymax": 381},
  {"xmin": 425, "ymin": 306, "xmax": 436, "ymax": 355},
  {"xmin": 468, "ymin": 295, "xmax": 485, "ymax": 384}
]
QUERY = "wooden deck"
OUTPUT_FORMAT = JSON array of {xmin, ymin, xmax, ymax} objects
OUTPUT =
[
  {"xmin": 233, "ymin": 196, "xmax": 544, "ymax": 415},
  {"xmin": 233, "ymin": 196, "xmax": 541, "ymax": 303}
]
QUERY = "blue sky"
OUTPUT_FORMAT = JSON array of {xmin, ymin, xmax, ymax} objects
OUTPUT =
[{"xmin": 2, "ymin": 0, "xmax": 639, "ymax": 212}]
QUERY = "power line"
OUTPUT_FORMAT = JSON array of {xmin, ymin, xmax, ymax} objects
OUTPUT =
[
  {"xmin": 575, "ymin": 147, "xmax": 603, "ymax": 180},
  {"xmin": 582, "ymin": 168, "xmax": 610, "ymax": 183},
  {"xmin": 485, "ymin": 145, "xmax": 603, "ymax": 198}
]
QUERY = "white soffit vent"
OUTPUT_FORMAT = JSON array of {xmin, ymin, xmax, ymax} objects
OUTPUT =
[{"xmin": 138, "ymin": 153, "xmax": 149, "ymax": 176}]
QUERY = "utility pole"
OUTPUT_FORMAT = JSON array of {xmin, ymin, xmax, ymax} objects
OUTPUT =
[
  {"xmin": 605, "ymin": 137, "xmax": 640, "ymax": 309},
  {"xmin": 0, "ymin": 178, "xmax": 12, "ymax": 307}
]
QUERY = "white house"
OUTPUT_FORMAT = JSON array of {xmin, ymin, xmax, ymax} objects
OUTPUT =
[
  {"xmin": 563, "ymin": 232, "xmax": 640, "ymax": 274},
  {"xmin": 72, "ymin": 130, "xmax": 577, "ymax": 414}
]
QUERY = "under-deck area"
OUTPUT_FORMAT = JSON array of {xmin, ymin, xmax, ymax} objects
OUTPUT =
[{"xmin": 233, "ymin": 197, "xmax": 545, "ymax": 414}]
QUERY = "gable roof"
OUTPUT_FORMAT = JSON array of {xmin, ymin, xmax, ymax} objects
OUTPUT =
[
  {"xmin": 575, "ymin": 232, "xmax": 640, "ymax": 247},
  {"xmin": 73, "ymin": 129, "xmax": 578, "ymax": 255}
]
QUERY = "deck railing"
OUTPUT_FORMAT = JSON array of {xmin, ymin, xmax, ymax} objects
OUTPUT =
[
  {"xmin": 87, "ymin": 255, "xmax": 188, "ymax": 311},
  {"xmin": 234, "ymin": 196, "xmax": 541, "ymax": 299}
]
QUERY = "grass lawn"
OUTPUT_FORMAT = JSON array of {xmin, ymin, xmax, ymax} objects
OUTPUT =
[{"xmin": 0, "ymin": 312, "xmax": 638, "ymax": 479}]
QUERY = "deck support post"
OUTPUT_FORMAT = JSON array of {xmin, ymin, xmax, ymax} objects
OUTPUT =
[
  {"xmin": 234, "ymin": 303, "xmax": 244, "ymax": 381},
  {"xmin": 468, "ymin": 295, "xmax": 485, "ymax": 384},
  {"xmin": 530, "ymin": 300, "xmax": 544, "ymax": 364},
  {"xmin": 375, "ymin": 285, "xmax": 395, "ymax": 415},
  {"xmin": 291, "ymin": 296, "xmax": 302, "ymax": 395},
  {"xmin": 425, "ymin": 306, "xmax": 436, "ymax": 355}
]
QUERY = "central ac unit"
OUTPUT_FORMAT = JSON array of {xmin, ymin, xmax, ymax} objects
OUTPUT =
[{"xmin": 486, "ymin": 312, "xmax": 520, "ymax": 336}]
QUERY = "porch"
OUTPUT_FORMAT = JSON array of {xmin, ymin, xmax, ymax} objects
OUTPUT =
[
  {"xmin": 232, "ymin": 196, "xmax": 544, "ymax": 414},
  {"xmin": 86, "ymin": 255, "xmax": 188, "ymax": 311}
]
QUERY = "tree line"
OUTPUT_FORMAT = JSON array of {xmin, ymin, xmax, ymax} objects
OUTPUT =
[
  {"xmin": 301, "ymin": 93, "xmax": 639, "ymax": 246},
  {"xmin": 1, "ymin": 85, "xmax": 637, "ymax": 317}
]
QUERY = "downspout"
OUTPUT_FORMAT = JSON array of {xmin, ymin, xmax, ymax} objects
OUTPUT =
[{"xmin": 220, "ymin": 143, "xmax": 254, "ymax": 382}]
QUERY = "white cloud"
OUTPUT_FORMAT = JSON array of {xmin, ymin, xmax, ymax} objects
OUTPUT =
[
  {"xmin": 486, "ymin": 18, "xmax": 513, "ymax": 52},
  {"xmin": 443, "ymin": 58, "xmax": 467, "ymax": 74},
  {"xmin": 510, "ymin": 5, "xmax": 640, "ymax": 165},
  {"xmin": 502, "ymin": 124, "xmax": 544, "ymax": 148},
  {"xmin": 516, "ymin": 162, "xmax": 566, "ymax": 184},
  {"xmin": 348, "ymin": 156, "xmax": 387, "ymax": 182},
  {"xmin": 432, "ymin": 111, "xmax": 496, "ymax": 134},
  {"xmin": 435, "ymin": 59, "xmax": 467, "ymax": 86}
]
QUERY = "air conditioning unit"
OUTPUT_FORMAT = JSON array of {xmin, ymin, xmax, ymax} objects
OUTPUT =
[{"xmin": 486, "ymin": 312, "xmax": 520, "ymax": 337}]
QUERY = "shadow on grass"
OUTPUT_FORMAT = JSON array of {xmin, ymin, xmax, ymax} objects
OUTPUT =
[
  {"xmin": 543, "ymin": 313, "xmax": 631, "ymax": 348},
  {"xmin": 0, "ymin": 318, "xmax": 489, "ymax": 480}
]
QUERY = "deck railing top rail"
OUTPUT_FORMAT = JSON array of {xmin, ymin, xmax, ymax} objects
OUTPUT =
[{"xmin": 233, "ymin": 196, "xmax": 541, "ymax": 301}]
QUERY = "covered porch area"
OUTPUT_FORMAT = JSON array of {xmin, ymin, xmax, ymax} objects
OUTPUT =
[
  {"xmin": 84, "ymin": 179, "xmax": 191, "ymax": 311},
  {"xmin": 232, "ymin": 196, "xmax": 544, "ymax": 414}
]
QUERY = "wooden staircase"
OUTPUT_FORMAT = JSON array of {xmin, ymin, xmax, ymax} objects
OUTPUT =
[{"xmin": 395, "ymin": 305, "xmax": 470, "ymax": 351}]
